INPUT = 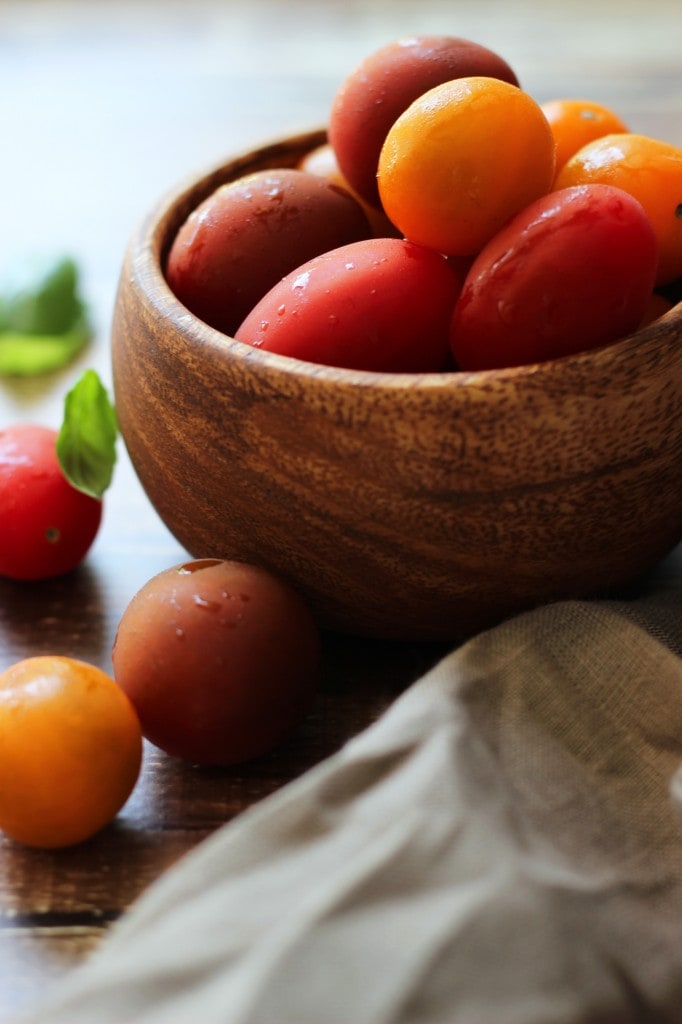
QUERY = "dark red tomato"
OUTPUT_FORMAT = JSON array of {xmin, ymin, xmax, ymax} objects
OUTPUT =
[
  {"xmin": 0, "ymin": 423, "xmax": 102, "ymax": 581},
  {"xmin": 235, "ymin": 237, "xmax": 462, "ymax": 373},
  {"xmin": 329, "ymin": 35, "xmax": 519, "ymax": 207},
  {"xmin": 165, "ymin": 168, "xmax": 371, "ymax": 337},
  {"xmin": 112, "ymin": 559, "xmax": 321, "ymax": 766},
  {"xmin": 450, "ymin": 184, "xmax": 659, "ymax": 370}
]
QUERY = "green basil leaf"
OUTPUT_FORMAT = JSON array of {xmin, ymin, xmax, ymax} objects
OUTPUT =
[
  {"xmin": 56, "ymin": 369, "xmax": 119, "ymax": 499},
  {"xmin": 0, "ymin": 256, "xmax": 92, "ymax": 377},
  {"xmin": 0, "ymin": 314, "xmax": 90, "ymax": 377}
]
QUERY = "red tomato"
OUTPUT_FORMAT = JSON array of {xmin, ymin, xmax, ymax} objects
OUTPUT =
[
  {"xmin": 450, "ymin": 184, "xmax": 658, "ymax": 370},
  {"xmin": 0, "ymin": 424, "xmax": 102, "ymax": 581},
  {"xmin": 112, "ymin": 559, "xmax": 321, "ymax": 766},
  {"xmin": 235, "ymin": 238, "xmax": 462, "ymax": 372},
  {"xmin": 165, "ymin": 169, "xmax": 371, "ymax": 337}
]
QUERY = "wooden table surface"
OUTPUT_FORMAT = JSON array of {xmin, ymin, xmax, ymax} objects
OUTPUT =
[{"xmin": 1, "ymin": 1, "xmax": 681, "ymax": 1020}]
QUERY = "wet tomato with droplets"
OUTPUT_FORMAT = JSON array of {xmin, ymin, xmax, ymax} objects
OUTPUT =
[
  {"xmin": 235, "ymin": 237, "xmax": 463, "ymax": 372},
  {"xmin": 450, "ymin": 184, "xmax": 658, "ymax": 369},
  {"xmin": 111, "ymin": 559, "xmax": 321, "ymax": 765},
  {"xmin": 165, "ymin": 168, "xmax": 371, "ymax": 337}
]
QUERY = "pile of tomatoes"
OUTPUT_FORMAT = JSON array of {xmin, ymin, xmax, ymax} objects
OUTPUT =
[{"xmin": 166, "ymin": 34, "xmax": 682, "ymax": 374}]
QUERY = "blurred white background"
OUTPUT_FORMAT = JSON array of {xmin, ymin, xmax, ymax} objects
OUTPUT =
[{"xmin": 1, "ymin": 0, "xmax": 680, "ymax": 423}]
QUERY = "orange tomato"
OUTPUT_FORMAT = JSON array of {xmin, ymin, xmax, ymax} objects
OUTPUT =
[
  {"xmin": 377, "ymin": 76, "xmax": 556, "ymax": 257},
  {"xmin": 540, "ymin": 97, "xmax": 629, "ymax": 177},
  {"xmin": 0, "ymin": 656, "xmax": 142, "ymax": 848},
  {"xmin": 554, "ymin": 133, "xmax": 682, "ymax": 285}
]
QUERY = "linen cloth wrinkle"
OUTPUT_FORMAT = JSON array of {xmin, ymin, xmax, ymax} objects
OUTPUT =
[{"xmin": 15, "ymin": 585, "xmax": 682, "ymax": 1024}]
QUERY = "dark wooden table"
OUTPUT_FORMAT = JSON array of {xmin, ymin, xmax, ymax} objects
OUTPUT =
[{"xmin": 1, "ymin": 2, "xmax": 681, "ymax": 1019}]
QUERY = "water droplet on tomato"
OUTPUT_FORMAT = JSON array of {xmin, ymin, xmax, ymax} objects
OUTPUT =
[
  {"xmin": 497, "ymin": 300, "xmax": 521, "ymax": 325},
  {"xmin": 292, "ymin": 271, "xmax": 311, "ymax": 291},
  {"xmin": 177, "ymin": 559, "xmax": 223, "ymax": 574},
  {"xmin": 193, "ymin": 594, "xmax": 220, "ymax": 611}
]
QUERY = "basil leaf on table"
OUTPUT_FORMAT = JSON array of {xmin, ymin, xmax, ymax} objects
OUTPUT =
[
  {"xmin": 57, "ymin": 369, "xmax": 119, "ymax": 499},
  {"xmin": 0, "ymin": 256, "xmax": 92, "ymax": 376},
  {"xmin": 0, "ymin": 315, "xmax": 90, "ymax": 376}
]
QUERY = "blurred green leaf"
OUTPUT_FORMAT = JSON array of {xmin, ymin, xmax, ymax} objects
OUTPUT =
[
  {"xmin": 0, "ymin": 256, "xmax": 92, "ymax": 376},
  {"xmin": 0, "ymin": 314, "xmax": 90, "ymax": 376}
]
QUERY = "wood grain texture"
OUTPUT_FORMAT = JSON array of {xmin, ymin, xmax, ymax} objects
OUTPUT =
[{"xmin": 112, "ymin": 132, "xmax": 682, "ymax": 640}]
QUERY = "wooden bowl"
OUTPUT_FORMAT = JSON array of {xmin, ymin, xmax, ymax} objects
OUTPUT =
[{"xmin": 111, "ymin": 129, "xmax": 682, "ymax": 641}]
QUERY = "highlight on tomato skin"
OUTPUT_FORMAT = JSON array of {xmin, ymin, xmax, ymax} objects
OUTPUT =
[{"xmin": 0, "ymin": 423, "xmax": 102, "ymax": 581}]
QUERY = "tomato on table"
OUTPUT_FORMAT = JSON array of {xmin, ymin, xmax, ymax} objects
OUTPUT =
[
  {"xmin": 112, "ymin": 559, "xmax": 321, "ymax": 766},
  {"xmin": 0, "ymin": 423, "xmax": 102, "ymax": 580},
  {"xmin": 0, "ymin": 656, "xmax": 142, "ymax": 848}
]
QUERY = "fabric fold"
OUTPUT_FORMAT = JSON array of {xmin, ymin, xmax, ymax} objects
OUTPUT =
[{"xmin": 17, "ymin": 593, "xmax": 682, "ymax": 1024}]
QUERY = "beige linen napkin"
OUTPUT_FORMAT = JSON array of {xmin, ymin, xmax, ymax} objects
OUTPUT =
[{"xmin": 18, "ymin": 584, "xmax": 682, "ymax": 1023}]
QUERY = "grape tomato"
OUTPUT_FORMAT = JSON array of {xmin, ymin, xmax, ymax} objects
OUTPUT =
[
  {"xmin": 450, "ymin": 184, "xmax": 659, "ymax": 370},
  {"xmin": 165, "ymin": 168, "xmax": 371, "ymax": 337},
  {"xmin": 112, "ymin": 559, "xmax": 321, "ymax": 766},
  {"xmin": 235, "ymin": 237, "xmax": 462, "ymax": 373},
  {"xmin": 0, "ymin": 423, "xmax": 102, "ymax": 581},
  {"xmin": 0, "ymin": 656, "xmax": 142, "ymax": 849}
]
